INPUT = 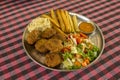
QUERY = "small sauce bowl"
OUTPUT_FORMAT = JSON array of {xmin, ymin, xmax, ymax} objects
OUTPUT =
[{"xmin": 78, "ymin": 22, "xmax": 96, "ymax": 35}]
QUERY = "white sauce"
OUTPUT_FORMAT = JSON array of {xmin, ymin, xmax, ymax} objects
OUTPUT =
[{"xmin": 28, "ymin": 17, "xmax": 51, "ymax": 32}]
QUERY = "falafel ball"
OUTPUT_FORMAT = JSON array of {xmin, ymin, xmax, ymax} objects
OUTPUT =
[
  {"xmin": 45, "ymin": 53, "xmax": 62, "ymax": 67},
  {"xmin": 45, "ymin": 39, "xmax": 63, "ymax": 53},
  {"xmin": 26, "ymin": 30, "xmax": 41, "ymax": 45},
  {"xmin": 52, "ymin": 32, "xmax": 66, "ymax": 41},
  {"xmin": 41, "ymin": 28, "xmax": 56, "ymax": 39},
  {"xmin": 35, "ymin": 39, "xmax": 48, "ymax": 53}
]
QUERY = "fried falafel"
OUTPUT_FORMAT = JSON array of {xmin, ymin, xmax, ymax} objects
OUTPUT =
[
  {"xmin": 52, "ymin": 32, "xmax": 66, "ymax": 41},
  {"xmin": 35, "ymin": 39, "xmax": 48, "ymax": 53},
  {"xmin": 45, "ymin": 53, "xmax": 62, "ymax": 67},
  {"xmin": 45, "ymin": 39, "xmax": 63, "ymax": 53},
  {"xmin": 26, "ymin": 30, "xmax": 41, "ymax": 45},
  {"xmin": 41, "ymin": 28, "xmax": 56, "ymax": 39}
]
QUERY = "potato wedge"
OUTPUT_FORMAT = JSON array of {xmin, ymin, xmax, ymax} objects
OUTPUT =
[
  {"xmin": 65, "ymin": 10, "xmax": 72, "ymax": 32},
  {"xmin": 41, "ymin": 14, "xmax": 60, "ymax": 28},
  {"xmin": 56, "ymin": 10, "xmax": 65, "ymax": 32},
  {"xmin": 52, "ymin": 24, "xmax": 67, "ymax": 37},
  {"xmin": 65, "ymin": 11, "xmax": 75, "ymax": 32},
  {"xmin": 61, "ymin": 10, "xmax": 71, "ymax": 33},
  {"xmin": 50, "ymin": 9, "xmax": 59, "ymax": 24},
  {"xmin": 72, "ymin": 15, "xmax": 79, "ymax": 32}
]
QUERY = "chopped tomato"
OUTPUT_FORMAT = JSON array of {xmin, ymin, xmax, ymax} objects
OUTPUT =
[{"xmin": 76, "ymin": 38, "xmax": 82, "ymax": 44}]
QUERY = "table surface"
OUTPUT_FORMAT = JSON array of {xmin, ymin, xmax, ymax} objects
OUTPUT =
[{"xmin": 0, "ymin": 0, "xmax": 120, "ymax": 80}]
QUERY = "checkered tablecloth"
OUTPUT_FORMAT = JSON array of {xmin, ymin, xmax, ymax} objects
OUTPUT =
[{"xmin": 0, "ymin": 0, "xmax": 120, "ymax": 80}]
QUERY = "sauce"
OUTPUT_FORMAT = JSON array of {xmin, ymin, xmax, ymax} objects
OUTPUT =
[{"xmin": 79, "ymin": 22, "xmax": 94, "ymax": 33}]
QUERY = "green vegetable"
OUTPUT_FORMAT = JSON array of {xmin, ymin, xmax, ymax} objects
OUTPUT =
[
  {"xmin": 61, "ymin": 34, "xmax": 100, "ymax": 70},
  {"xmin": 77, "ymin": 44, "xmax": 83, "ymax": 49},
  {"xmin": 67, "ymin": 65, "xmax": 81, "ymax": 70},
  {"xmin": 62, "ymin": 52, "xmax": 73, "ymax": 60},
  {"xmin": 62, "ymin": 58, "xmax": 73, "ymax": 69},
  {"xmin": 77, "ymin": 43, "xmax": 99, "ymax": 61},
  {"xmin": 92, "ymin": 45, "xmax": 99, "ymax": 52},
  {"xmin": 76, "ymin": 47, "xmax": 87, "ymax": 58},
  {"xmin": 86, "ymin": 45, "xmax": 99, "ymax": 61}
]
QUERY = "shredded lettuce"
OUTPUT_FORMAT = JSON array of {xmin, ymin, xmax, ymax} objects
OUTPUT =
[
  {"xmin": 62, "ymin": 58, "xmax": 73, "ymax": 69},
  {"xmin": 76, "ymin": 46, "xmax": 87, "ymax": 58},
  {"xmin": 77, "ymin": 44, "xmax": 83, "ymax": 49},
  {"xmin": 86, "ymin": 45, "xmax": 99, "ymax": 61},
  {"xmin": 67, "ymin": 65, "xmax": 82, "ymax": 70},
  {"xmin": 62, "ymin": 52, "xmax": 73, "ymax": 60}
]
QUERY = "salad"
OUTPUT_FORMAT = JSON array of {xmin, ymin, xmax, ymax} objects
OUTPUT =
[{"xmin": 60, "ymin": 33, "xmax": 99, "ymax": 70}]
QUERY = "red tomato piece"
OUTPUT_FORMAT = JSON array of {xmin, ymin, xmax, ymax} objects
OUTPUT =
[{"xmin": 76, "ymin": 38, "xmax": 81, "ymax": 44}]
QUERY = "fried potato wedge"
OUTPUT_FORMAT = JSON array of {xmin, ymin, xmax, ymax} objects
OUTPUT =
[
  {"xmin": 42, "ymin": 9, "xmax": 79, "ymax": 33},
  {"xmin": 72, "ymin": 15, "xmax": 80, "ymax": 32},
  {"xmin": 65, "ymin": 10, "xmax": 72, "ymax": 33},
  {"xmin": 65, "ymin": 11, "xmax": 75, "ymax": 32},
  {"xmin": 41, "ymin": 14, "xmax": 60, "ymax": 28},
  {"xmin": 50, "ymin": 9, "xmax": 59, "ymax": 24},
  {"xmin": 52, "ymin": 24, "xmax": 67, "ymax": 37},
  {"xmin": 56, "ymin": 10, "xmax": 65, "ymax": 32},
  {"xmin": 60, "ymin": 10, "xmax": 71, "ymax": 33}
]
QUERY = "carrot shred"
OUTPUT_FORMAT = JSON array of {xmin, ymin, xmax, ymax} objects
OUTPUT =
[
  {"xmin": 80, "ymin": 33, "xmax": 88, "ymax": 39},
  {"xmin": 74, "ymin": 60, "xmax": 81, "ymax": 66},
  {"xmin": 75, "ymin": 54, "xmax": 81, "ymax": 58},
  {"xmin": 61, "ymin": 46, "xmax": 71, "ymax": 52},
  {"xmin": 81, "ymin": 61, "xmax": 87, "ymax": 67},
  {"xmin": 85, "ymin": 58, "xmax": 90, "ymax": 64}
]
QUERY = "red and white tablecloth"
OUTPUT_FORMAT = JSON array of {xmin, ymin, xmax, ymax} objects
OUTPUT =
[{"xmin": 0, "ymin": 0, "xmax": 120, "ymax": 80}]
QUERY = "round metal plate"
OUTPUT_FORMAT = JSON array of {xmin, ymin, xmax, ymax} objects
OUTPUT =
[{"xmin": 22, "ymin": 12, "xmax": 105, "ymax": 71}]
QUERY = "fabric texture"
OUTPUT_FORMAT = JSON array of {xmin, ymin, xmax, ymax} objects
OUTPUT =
[{"xmin": 0, "ymin": 0, "xmax": 120, "ymax": 80}]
